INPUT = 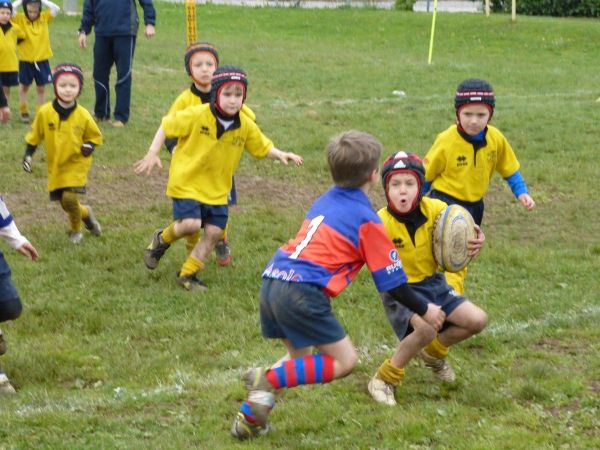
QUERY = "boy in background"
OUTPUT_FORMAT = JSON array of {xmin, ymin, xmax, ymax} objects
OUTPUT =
[
  {"xmin": 0, "ymin": 0, "xmax": 25, "ymax": 110},
  {"xmin": 230, "ymin": 131, "xmax": 446, "ymax": 440},
  {"xmin": 22, "ymin": 63, "xmax": 103, "ymax": 244},
  {"xmin": 135, "ymin": 42, "xmax": 253, "ymax": 266},
  {"xmin": 368, "ymin": 151, "xmax": 487, "ymax": 406},
  {"xmin": 137, "ymin": 66, "xmax": 302, "ymax": 291},
  {"xmin": 0, "ymin": 196, "xmax": 39, "ymax": 395},
  {"xmin": 424, "ymin": 78, "xmax": 535, "ymax": 294},
  {"xmin": 12, "ymin": 0, "xmax": 60, "ymax": 123}
]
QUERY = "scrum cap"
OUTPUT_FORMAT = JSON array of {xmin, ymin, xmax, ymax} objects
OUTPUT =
[{"xmin": 454, "ymin": 78, "xmax": 495, "ymax": 113}]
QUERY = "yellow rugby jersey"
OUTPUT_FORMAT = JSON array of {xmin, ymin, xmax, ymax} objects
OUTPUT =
[
  {"xmin": 424, "ymin": 124, "xmax": 520, "ymax": 202},
  {"xmin": 167, "ymin": 87, "xmax": 256, "ymax": 121},
  {"xmin": 0, "ymin": 22, "xmax": 25, "ymax": 72},
  {"xmin": 13, "ymin": 11, "xmax": 55, "ymax": 62},
  {"xmin": 377, "ymin": 197, "xmax": 447, "ymax": 283},
  {"xmin": 25, "ymin": 102, "xmax": 103, "ymax": 192},
  {"xmin": 163, "ymin": 104, "xmax": 273, "ymax": 205}
]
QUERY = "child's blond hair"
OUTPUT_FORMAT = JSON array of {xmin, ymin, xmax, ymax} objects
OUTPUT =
[{"xmin": 327, "ymin": 130, "xmax": 381, "ymax": 188}]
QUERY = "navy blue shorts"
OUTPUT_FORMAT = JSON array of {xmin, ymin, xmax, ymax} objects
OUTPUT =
[
  {"xmin": 260, "ymin": 278, "xmax": 346, "ymax": 349},
  {"xmin": 49, "ymin": 187, "xmax": 85, "ymax": 201},
  {"xmin": 19, "ymin": 61, "xmax": 52, "ymax": 86},
  {"xmin": 172, "ymin": 198, "xmax": 228, "ymax": 229},
  {"xmin": 0, "ymin": 72, "xmax": 19, "ymax": 87},
  {"xmin": 381, "ymin": 272, "xmax": 465, "ymax": 339}
]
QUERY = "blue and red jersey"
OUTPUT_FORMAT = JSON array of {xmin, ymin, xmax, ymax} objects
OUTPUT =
[{"xmin": 262, "ymin": 186, "xmax": 408, "ymax": 298}]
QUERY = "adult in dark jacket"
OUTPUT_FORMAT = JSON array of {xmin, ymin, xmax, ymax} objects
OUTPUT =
[{"xmin": 78, "ymin": 0, "xmax": 156, "ymax": 127}]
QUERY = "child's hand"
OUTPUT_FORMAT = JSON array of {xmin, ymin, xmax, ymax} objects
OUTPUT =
[
  {"xmin": 81, "ymin": 143, "xmax": 94, "ymax": 157},
  {"xmin": 519, "ymin": 193, "xmax": 536, "ymax": 211},
  {"xmin": 280, "ymin": 152, "xmax": 303, "ymax": 166},
  {"xmin": 133, "ymin": 154, "xmax": 162, "ymax": 176},
  {"xmin": 467, "ymin": 224, "xmax": 485, "ymax": 258},
  {"xmin": 17, "ymin": 242, "xmax": 39, "ymax": 261},
  {"xmin": 22, "ymin": 155, "xmax": 33, "ymax": 173},
  {"xmin": 422, "ymin": 304, "xmax": 445, "ymax": 331},
  {"xmin": 0, "ymin": 106, "xmax": 10, "ymax": 124}
]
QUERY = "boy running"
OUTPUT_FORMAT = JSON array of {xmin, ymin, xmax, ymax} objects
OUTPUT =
[
  {"xmin": 136, "ymin": 65, "xmax": 302, "ymax": 291},
  {"xmin": 22, "ymin": 63, "xmax": 103, "ymax": 244}
]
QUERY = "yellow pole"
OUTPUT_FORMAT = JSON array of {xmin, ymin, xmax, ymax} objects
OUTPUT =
[
  {"xmin": 427, "ymin": 0, "xmax": 438, "ymax": 65},
  {"xmin": 485, "ymin": 0, "xmax": 490, "ymax": 17},
  {"xmin": 186, "ymin": 0, "xmax": 197, "ymax": 46},
  {"xmin": 512, "ymin": 0, "xmax": 516, "ymax": 21}
]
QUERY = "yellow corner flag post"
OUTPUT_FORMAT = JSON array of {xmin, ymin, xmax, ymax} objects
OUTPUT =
[
  {"xmin": 186, "ymin": 0, "xmax": 197, "ymax": 47},
  {"xmin": 427, "ymin": 0, "xmax": 439, "ymax": 65}
]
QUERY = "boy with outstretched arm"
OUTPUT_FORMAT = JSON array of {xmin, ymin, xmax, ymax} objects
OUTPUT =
[
  {"xmin": 134, "ymin": 42, "xmax": 253, "ymax": 266},
  {"xmin": 367, "ymin": 151, "xmax": 487, "ymax": 406},
  {"xmin": 424, "ymin": 78, "xmax": 535, "ymax": 295},
  {"xmin": 230, "ymin": 131, "xmax": 446, "ymax": 440},
  {"xmin": 21, "ymin": 63, "xmax": 103, "ymax": 244},
  {"xmin": 136, "ymin": 66, "xmax": 302, "ymax": 291},
  {"xmin": 12, "ymin": 0, "xmax": 60, "ymax": 123}
]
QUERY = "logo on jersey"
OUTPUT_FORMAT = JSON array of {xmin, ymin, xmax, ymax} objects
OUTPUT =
[
  {"xmin": 262, "ymin": 264, "xmax": 303, "ymax": 282},
  {"xmin": 200, "ymin": 125, "xmax": 210, "ymax": 136},
  {"xmin": 385, "ymin": 249, "xmax": 403, "ymax": 275},
  {"xmin": 393, "ymin": 237, "xmax": 404, "ymax": 249},
  {"xmin": 457, "ymin": 155, "xmax": 468, "ymax": 167}
]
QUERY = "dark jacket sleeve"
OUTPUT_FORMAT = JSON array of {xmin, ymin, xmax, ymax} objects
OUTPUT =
[
  {"xmin": 79, "ymin": 0, "xmax": 95, "ymax": 34},
  {"xmin": 386, "ymin": 283, "xmax": 429, "ymax": 316},
  {"xmin": 138, "ymin": 0, "xmax": 156, "ymax": 26}
]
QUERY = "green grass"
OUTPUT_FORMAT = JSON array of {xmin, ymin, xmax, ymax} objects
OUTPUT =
[{"xmin": 0, "ymin": 3, "xmax": 599, "ymax": 448}]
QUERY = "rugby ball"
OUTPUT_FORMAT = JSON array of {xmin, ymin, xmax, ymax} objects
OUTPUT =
[{"xmin": 433, "ymin": 205, "xmax": 476, "ymax": 273}]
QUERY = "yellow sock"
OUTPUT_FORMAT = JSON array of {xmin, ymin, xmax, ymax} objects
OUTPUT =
[
  {"xmin": 424, "ymin": 336, "xmax": 449, "ymax": 359},
  {"xmin": 376, "ymin": 358, "xmax": 405, "ymax": 386},
  {"xmin": 60, "ymin": 191, "xmax": 82, "ymax": 232},
  {"xmin": 80, "ymin": 204, "xmax": 90, "ymax": 221},
  {"xmin": 220, "ymin": 224, "xmax": 228, "ymax": 242},
  {"xmin": 180, "ymin": 256, "xmax": 205, "ymax": 277},
  {"xmin": 161, "ymin": 221, "xmax": 180, "ymax": 245},
  {"xmin": 19, "ymin": 103, "xmax": 28, "ymax": 114},
  {"xmin": 185, "ymin": 231, "xmax": 200, "ymax": 256}
]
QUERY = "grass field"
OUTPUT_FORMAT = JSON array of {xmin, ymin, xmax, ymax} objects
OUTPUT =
[{"xmin": 0, "ymin": 3, "xmax": 599, "ymax": 448}]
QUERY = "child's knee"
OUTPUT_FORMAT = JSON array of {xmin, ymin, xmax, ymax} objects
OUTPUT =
[
  {"xmin": 336, "ymin": 349, "xmax": 359, "ymax": 377},
  {"xmin": 412, "ymin": 321, "xmax": 437, "ymax": 345},
  {"xmin": 180, "ymin": 218, "xmax": 202, "ymax": 233},
  {"xmin": 0, "ymin": 297, "xmax": 23, "ymax": 322},
  {"xmin": 468, "ymin": 310, "xmax": 488, "ymax": 334}
]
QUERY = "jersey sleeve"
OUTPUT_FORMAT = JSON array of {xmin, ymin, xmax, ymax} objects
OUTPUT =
[
  {"xmin": 25, "ymin": 113, "xmax": 44, "ymax": 146},
  {"xmin": 494, "ymin": 132, "xmax": 520, "ymax": 178},
  {"xmin": 243, "ymin": 120, "xmax": 273, "ymax": 159},
  {"xmin": 83, "ymin": 112, "xmax": 103, "ymax": 146},
  {"xmin": 162, "ymin": 106, "xmax": 197, "ymax": 139},
  {"xmin": 358, "ymin": 221, "xmax": 408, "ymax": 292}
]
